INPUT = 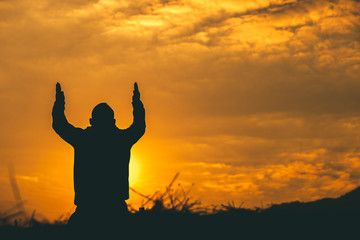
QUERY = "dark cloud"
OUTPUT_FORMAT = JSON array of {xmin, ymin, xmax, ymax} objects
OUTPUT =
[
  {"xmin": 46, "ymin": 0, "xmax": 99, "ymax": 8},
  {"xmin": 274, "ymin": 21, "xmax": 315, "ymax": 33}
]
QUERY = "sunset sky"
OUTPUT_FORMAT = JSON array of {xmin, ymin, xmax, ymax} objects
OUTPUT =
[{"xmin": 0, "ymin": 0, "xmax": 360, "ymax": 221}]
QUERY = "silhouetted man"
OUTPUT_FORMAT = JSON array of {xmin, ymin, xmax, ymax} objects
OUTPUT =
[{"xmin": 52, "ymin": 82, "xmax": 145, "ymax": 229}]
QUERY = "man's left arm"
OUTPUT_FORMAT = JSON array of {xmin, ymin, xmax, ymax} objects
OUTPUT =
[{"xmin": 125, "ymin": 82, "xmax": 146, "ymax": 145}]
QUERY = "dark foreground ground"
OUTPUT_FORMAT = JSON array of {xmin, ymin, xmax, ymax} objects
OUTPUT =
[
  {"xmin": 1, "ymin": 210, "xmax": 359, "ymax": 240},
  {"xmin": 2, "ymin": 186, "xmax": 360, "ymax": 239}
]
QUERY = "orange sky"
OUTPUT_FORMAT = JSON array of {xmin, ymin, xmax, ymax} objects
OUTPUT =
[{"xmin": 0, "ymin": 0, "xmax": 360, "ymax": 221}]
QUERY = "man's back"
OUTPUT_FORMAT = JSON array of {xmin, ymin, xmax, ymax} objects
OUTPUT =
[
  {"xmin": 52, "ymin": 83, "xmax": 145, "ymax": 228},
  {"xmin": 73, "ymin": 126, "xmax": 133, "ymax": 206}
]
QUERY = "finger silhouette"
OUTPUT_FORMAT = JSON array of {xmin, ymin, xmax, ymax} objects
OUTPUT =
[
  {"xmin": 134, "ymin": 82, "xmax": 139, "ymax": 93},
  {"xmin": 56, "ymin": 82, "xmax": 62, "ymax": 93}
]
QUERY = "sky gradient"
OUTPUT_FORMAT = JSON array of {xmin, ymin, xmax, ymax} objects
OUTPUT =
[{"xmin": 0, "ymin": 0, "xmax": 360, "ymax": 220}]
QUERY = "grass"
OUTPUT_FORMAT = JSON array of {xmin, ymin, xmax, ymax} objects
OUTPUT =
[
  {"xmin": 1, "ymin": 203, "xmax": 358, "ymax": 239},
  {"xmin": 1, "ymin": 175, "xmax": 360, "ymax": 239}
]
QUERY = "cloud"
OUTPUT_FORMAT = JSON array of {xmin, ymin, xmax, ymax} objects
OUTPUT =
[
  {"xmin": 0, "ymin": 0, "xmax": 359, "ymax": 218},
  {"xmin": 184, "ymin": 157, "xmax": 360, "ymax": 206}
]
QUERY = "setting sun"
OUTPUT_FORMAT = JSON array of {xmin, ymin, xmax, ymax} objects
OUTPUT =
[
  {"xmin": 129, "ymin": 154, "xmax": 142, "ymax": 187},
  {"xmin": 0, "ymin": 0, "xmax": 359, "ymax": 223}
]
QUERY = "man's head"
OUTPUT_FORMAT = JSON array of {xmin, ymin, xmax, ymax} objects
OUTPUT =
[{"xmin": 90, "ymin": 103, "xmax": 116, "ymax": 127}]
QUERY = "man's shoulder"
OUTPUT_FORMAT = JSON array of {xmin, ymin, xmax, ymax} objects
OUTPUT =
[
  {"xmin": 83, "ymin": 126, "xmax": 125, "ymax": 134},
  {"xmin": 115, "ymin": 127, "xmax": 127, "ymax": 135},
  {"xmin": 116, "ymin": 127, "xmax": 125, "ymax": 131},
  {"xmin": 83, "ymin": 126, "xmax": 91, "ymax": 131}
]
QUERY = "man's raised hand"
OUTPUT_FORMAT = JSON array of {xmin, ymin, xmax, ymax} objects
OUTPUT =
[
  {"xmin": 132, "ymin": 82, "xmax": 140, "ymax": 102},
  {"xmin": 56, "ymin": 82, "xmax": 65, "ymax": 103}
]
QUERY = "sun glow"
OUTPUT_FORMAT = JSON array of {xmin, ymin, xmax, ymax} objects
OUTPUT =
[
  {"xmin": 0, "ymin": 0, "xmax": 359, "ymax": 222},
  {"xmin": 129, "ymin": 155, "xmax": 141, "ymax": 187}
]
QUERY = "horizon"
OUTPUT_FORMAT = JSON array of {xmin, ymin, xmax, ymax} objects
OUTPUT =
[{"xmin": 1, "ymin": 0, "xmax": 360, "ymax": 221}]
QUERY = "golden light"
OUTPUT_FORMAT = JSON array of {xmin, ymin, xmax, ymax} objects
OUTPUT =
[
  {"xmin": 129, "ymin": 154, "xmax": 142, "ymax": 187},
  {"xmin": 0, "ymin": 0, "xmax": 358, "ymax": 222}
]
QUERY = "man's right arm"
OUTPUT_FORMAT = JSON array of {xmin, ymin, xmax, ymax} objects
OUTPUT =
[{"xmin": 52, "ymin": 83, "xmax": 82, "ymax": 146}]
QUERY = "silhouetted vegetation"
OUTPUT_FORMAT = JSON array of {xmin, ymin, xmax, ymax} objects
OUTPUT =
[{"xmin": 1, "ymin": 175, "xmax": 360, "ymax": 239}]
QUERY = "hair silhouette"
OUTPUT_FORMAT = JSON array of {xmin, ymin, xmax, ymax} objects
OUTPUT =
[
  {"xmin": 52, "ymin": 82, "xmax": 145, "ymax": 233},
  {"xmin": 92, "ymin": 103, "xmax": 114, "ymax": 119},
  {"xmin": 90, "ymin": 103, "xmax": 116, "ymax": 128}
]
